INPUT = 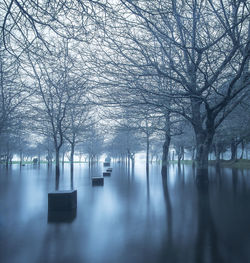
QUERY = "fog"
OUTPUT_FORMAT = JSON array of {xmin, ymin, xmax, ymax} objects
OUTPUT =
[{"xmin": 0, "ymin": 1, "xmax": 250, "ymax": 262}]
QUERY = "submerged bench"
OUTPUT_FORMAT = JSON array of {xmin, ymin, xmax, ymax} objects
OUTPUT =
[
  {"xmin": 103, "ymin": 162, "xmax": 110, "ymax": 167},
  {"xmin": 103, "ymin": 172, "xmax": 111, "ymax": 176},
  {"xmin": 92, "ymin": 177, "xmax": 104, "ymax": 186},
  {"xmin": 106, "ymin": 168, "xmax": 112, "ymax": 172},
  {"xmin": 48, "ymin": 190, "xmax": 77, "ymax": 211}
]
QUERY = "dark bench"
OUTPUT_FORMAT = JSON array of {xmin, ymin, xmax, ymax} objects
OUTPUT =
[
  {"xmin": 92, "ymin": 177, "xmax": 104, "ymax": 186},
  {"xmin": 48, "ymin": 190, "xmax": 77, "ymax": 211}
]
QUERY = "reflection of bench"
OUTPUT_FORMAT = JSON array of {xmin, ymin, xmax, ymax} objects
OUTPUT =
[
  {"xmin": 48, "ymin": 190, "xmax": 77, "ymax": 211},
  {"xmin": 103, "ymin": 162, "xmax": 110, "ymax": 167},
  {"xmin": 48, "ymin": 208, "xmax": 77, "ymax": 223},
  {"xmin": 92, "ymin": 177, "xmax": 104, "ymax": 186},
  {"xmin": 103, "ymin": 172, "xmax": 111, "ymax": 176},
  {"xmin": 106, "ymin": 168, "xmax": 112, "ymax": 172}
]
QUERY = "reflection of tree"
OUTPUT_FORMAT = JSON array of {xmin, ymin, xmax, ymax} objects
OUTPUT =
[
  {"xmin": 195, "ymin": 178, "xmax": 224, "ymax": 263},
  {"xmin": 146, "ymin": 170, "xmax": 150, "ymax": 204},
  {"xmin": 159, "ymin": 171, "xmax": 175, "ymax": 262},
  {"xmin": 39, "ymin": 223, "xmax": 77, "ymax": 263},
  {"xmin": 55, "ymin": 173, "xmax": 60, "ymax": 191},
  {"xmin": 232, "ymin": 168, "xmax": 238, "ymax": 196},
  {"xmin": 70, "ymin": 169, "xmax": 74, "ymax": 190},
  {"xmin": 215, "ymin": 165, "xmax": 222, "ymax": 189},
  {"xmin": 196, "ymin": 168, "xmax": 209, "ymax": 186},
  {"xmin": 162, "ymin": 173, "xmax": 172, "ymax": 245}
]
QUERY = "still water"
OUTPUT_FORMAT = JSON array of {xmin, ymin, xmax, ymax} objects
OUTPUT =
[{"xmin": 0, "ymin": 163, "xmax": 250, "ymax": 263}]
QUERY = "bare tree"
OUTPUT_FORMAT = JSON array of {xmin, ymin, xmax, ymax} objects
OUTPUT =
[
  {"xmin": 27, "ymin": 40, "xmax": 88, "ymax": 183},
  {"xmin": 1, "ymin": 0, "xmax": 111, "ymax": 56},
  {"xmin": 64, "ymin": 101, "xmax": 94, "ymax": 172},
  {"xmin": 0, "ymin": 44, "xmax": 30, "ymax": 136},
  {"xmin": 99, "ymin": 0, "xmax": 250, "ymax": 178},
  {"xmin": 82, "ymin": 124, "xmax": 105, "ymax": 165}
]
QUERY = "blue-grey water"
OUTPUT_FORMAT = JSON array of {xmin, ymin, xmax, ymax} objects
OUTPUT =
[{"xmin": 0, "ymin": 162, "xmax": 250, "ymax": 263}]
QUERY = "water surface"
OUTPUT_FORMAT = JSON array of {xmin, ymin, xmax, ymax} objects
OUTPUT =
[{"xmin": 0, "ymin": 163, "xmax": 250, "ymax": 263}]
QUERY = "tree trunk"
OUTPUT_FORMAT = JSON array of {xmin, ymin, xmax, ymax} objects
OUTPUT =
[
  {"xmin": 181, "ymin": 146, "xmax": 184, "ymax": 161},
  {"xmin": 191, "ymin": 146, "xmax": 196, "ymax": 167},
  {"xmin": 178, "ymin": 150, "xmax": 181, "ymax": 167},
  {"xmin": 62, "ymin": 151, "xmax": 65, "ymax": 165},
  {"xmin": 192, "ymin": 147, "xmax": 195, "ymax": 161},
  {"xmin": 71, "ymin": 171, "xmax": 74, "ymax": 190},
  {"xmin": 240, "ymin": 141, "xmax": 244, "ymax": 160},
  {"xmin": 47, "ymin": 150, "xmax": 52, "ymax": 166},
  {"xmin": 19, "ymin": 151, "xmax": 23, "ymax": 166},
  {"xmin": 5, "ymin": 155, "xmax": 9, "ymax": 168},
  {"xmin": 191, "ymin": 97, "xmax": 214, "ymax": 183},
  {"xmin": 214, "ymin": 144, "xmax": 221, "ymax": 165},
  {"xmin": 162, "ymin": 111, "xmax": 171, "ymax": 175},
  {"xmin": 172, "ymin": 151, "xmax": 174, "ymax": 161},
  {"xmin": 195, "ymin": 130, "xmax": 214, "ymax": 184},
  {"xmin": 230, "ymin": 138, "xmax": 237, "ymax": 161},
  {"xmin": 70, "ymin": 143, "xmax": 75, "ymax": 172},
  {"xmin": 162, "ymin": 132, "xmax": 171, "ymax": 176},
  {"xmin": 55, "ymin": 148, "xmax": 60, "ymax": 190}
]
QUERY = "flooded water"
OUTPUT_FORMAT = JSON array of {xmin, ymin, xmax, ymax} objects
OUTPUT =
[{"xmin": 0, "ymin": 162, "xmax": 250, "ymax": 263}]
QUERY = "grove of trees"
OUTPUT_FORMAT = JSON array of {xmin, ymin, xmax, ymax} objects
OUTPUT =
[{"xmin": 0, "ymin": 0, "xmax": 249, "ymax": 181}]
